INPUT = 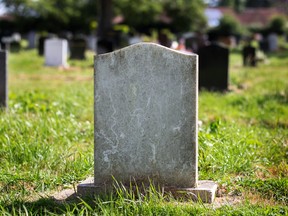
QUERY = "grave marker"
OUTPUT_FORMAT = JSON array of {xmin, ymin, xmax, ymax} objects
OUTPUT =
[
  {"xmin": 70, "ymin": 37, "xmax": 87, "ymax": 60},
  {"xmin": 198, "ymin": 43, "xmax": 229, "ymax": 91},
  {"xmin": 44, "ymin": 38, "xmax": 68, "ymax": 67},
  {"xmin": 267, "ymin": 33, "xmax": 278, "ymax": 52},
  {"xmin": 0, "ymin": 51, "xmax": 7, "ymax": 108},
  {"xmin": 78, "ymin": 43, "xmax": 217, "ymax": 203}
]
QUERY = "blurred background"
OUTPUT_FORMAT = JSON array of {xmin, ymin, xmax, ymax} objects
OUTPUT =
[{"xmin": 0, "ymin": 0, "xmax": 287, "ymax": 54}]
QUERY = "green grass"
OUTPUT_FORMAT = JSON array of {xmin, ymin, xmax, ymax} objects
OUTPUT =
[{"xmin": 0, "ymin": 48, "xmax": 287, "ymax": 215}]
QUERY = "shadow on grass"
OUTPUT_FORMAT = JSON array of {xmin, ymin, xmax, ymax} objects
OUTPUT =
[{"xmin": 2, "ymin": 192, "xmax": 107, "ymax": 215}]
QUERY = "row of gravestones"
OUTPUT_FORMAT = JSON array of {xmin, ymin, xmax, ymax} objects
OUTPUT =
[
  {"xmin": 0, "ymin": 41, "xmax": 230, "ymax": 110},
  {"xmin": 0, "ymin": 35, "xmax": 89, "ymax": 60},
  {"xmin": 38, "ymin": 36, "xmax": 87, "ymax": 60},
  {"xmin": 39, "ymin": 38, "xmax": 86, "ymax": 67},
  {"xmin": 1, "ymin": 44, "xmax": 219, "ymax": 203}
]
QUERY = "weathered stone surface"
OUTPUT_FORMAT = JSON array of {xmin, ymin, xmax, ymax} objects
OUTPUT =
[
  {"xmin": 94, "ymin": 43, "xmax": 198, "ymax": 188},
  {"xmin": 44, "ymin": 38, "xmax": 68, "ymax": 67},
  {"xmin": 78, "ymin": 42, "xmax": 217, "ymax": 203},
  {"xmin": 0, "ymin": 51, "xmax": 7, "ymax": 108}
]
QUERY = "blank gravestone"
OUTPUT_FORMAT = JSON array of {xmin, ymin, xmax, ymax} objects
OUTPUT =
[
  {"xmin": 198, "ymin": 44, "xmax": 229, "ymax": 91},
  {"xmin": 77, "ymin": 43, "xmax": 217, "ymax": 203},
  {"xmin": 0, "ymin": 51, "xmax": 7, "ymax": 108},
  {"xmin": 70, "ymin": 37, "xmax": 86, "ymax": 60},
  {"xmin": 44, "ymin": 38, "xmax": 68, "ymax": 67}
]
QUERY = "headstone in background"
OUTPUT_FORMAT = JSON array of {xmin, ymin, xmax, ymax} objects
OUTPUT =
[
  {"xmin": 1, "ymin": 33, "xmax": 21, "ymax": 53},
  {"xmin": 242, "ymin": 45, "xmax": 257, "ymax": 67},
  {"xmin": 78, "ymin": 43, "xmax": 217, "ymax": 203},
  {"xmin": 198, "ymin": 43, "xmax": 229, "ymax": 92},
  {"xmin": 0, "ymin": 51, "xmax": 7, "ymax": 108},
  {"xmin": 70, "ymin": 36, "xmax": 87, "ymax": 60},
  {"xmin": 38, "ymin": 36, "xmax": 48, "ymax": 56},
  {"xmin": 38, "ymin": 35, "xmax": 54, "ymax": 56},
  {"xmin": 267, "ymin": 33, "xmax": 278, "ymax": 52},
  {"xmin": 86, "ymin": 35, "xmax": 97, "ymax": 52},
  {"xmin": 44, "ymin": 38, "xmax": 68, "ymax": 67},
  {"xmin": 27, "ymin": 31, "xmax": 36, "ymax": 49},
  {"xmin": 1, "ymin": 37, "xmax": 11, "ymax": 51},
  {"xmin": 259, "ymin": 38, "xmax": 269, "ymax": 53}
]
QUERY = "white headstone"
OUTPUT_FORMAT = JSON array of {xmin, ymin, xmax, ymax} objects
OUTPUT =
[
  {"xmin": 78, "ymin": 43, "xmax": 217, "ymax": 203},
  {"xmin": 44, "ymin": 38, "xmax": 68, "ymax": 67}
]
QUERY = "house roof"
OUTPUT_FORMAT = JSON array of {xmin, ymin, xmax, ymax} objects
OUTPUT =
[
  {"xmin": 237, "ymin": 8, "xmax": 285, "ymax": 27},
  {"xmin": 205, "ymin": 7, "xmax": 286, "ymax": 28}
]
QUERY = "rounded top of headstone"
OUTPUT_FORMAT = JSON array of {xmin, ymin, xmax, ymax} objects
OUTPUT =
[{"xmin": 96, "ymin": 42, "xmax": 197, "ymax": 57}]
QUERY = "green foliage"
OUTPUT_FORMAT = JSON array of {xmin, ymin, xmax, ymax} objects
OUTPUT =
[
  {"xmin": 163, "ymin": 0, "xmax": 207, "ymax": 32},
  {"xmin": 209, "ymin": 15, "xmax": 245, "ymax": 37},
  {"xmin": 114, "ymin": 0, "xmax": 206, "ymax": 33},
  {"xmin": 2, "ymin": 0, "xmax": 97, "ymax": 33},
  {"xmin": 114, "ymin": 0, "xmax": 163, "ymax": 29},
  {"xmin": 267, "ymin": 16, "xmax": 288, "ymax": 35},
  {"xmin": 238, "ymin": 178, "xmax": 288, "ymax": 204},
  {"xmin": 3, "ymin": 0, "xmax": 206, "ymax": 33}
]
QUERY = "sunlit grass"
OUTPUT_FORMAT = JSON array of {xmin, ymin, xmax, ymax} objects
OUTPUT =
[{"xmin": 0, "ymin": 48, "xmax": 287, "ymax": 214}]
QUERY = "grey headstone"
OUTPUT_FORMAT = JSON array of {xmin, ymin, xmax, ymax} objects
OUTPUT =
[
  {"xmin": 198, "ymin": 43, "xmax": 229, "ymax": 92},
  {"xmin": 27, "ymin": 31, "xmax": 36, "ymax": 49},
  {"xmin": 268, "ymin": 33, "xmax": 278, "ymax": 52},
  {"xmin": 0, "ymin": 51, "xmax": 7, "ymax": 108},
  {"xmin": 78, "ymin": 43, "xmax": 217, "ymax": 203}
]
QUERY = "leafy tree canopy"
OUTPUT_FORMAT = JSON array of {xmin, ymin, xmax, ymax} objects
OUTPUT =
[{"xmin": 2, "ymin": 0, "xmax": 207, "ymax": 34}]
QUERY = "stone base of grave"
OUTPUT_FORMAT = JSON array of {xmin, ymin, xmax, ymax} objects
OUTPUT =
[{"xmin": 77, "ymin": 177, "xmax": 217, "ymax": 204}]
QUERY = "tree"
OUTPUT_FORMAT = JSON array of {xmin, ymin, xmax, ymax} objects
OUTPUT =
[
  {"xmin": 267, "ymin": 15, "xmax": 287, "ymax": 34},
  {"xmin": 97, "ymin": 0, "xmax": 113, "ymax": 38},
  {"xmin": 163, "ymin": 0, "xmax": 207, "ymax": 32},
  {"xmin": 115, "ymin": 0, "xmax": 206, "ymax": 33},
  {"xmin": 215, "ymin": 14, "xmax": 244, "ymax": 36},
  {"xmin": 3, "ymin": 0, "xmax": 206, "ymax": 34},
  {"xmin": 2, "ymin": 0, "xmax": 97, "ymax": 33}
]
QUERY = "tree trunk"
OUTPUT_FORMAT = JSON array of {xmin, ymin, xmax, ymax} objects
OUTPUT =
[
  {"xmin": 97, "ymin": 0, "xmax": 113, "ymax": 53},
  {"xmin": 97, "ymin": 0, "xmax": 113, "ymax": 39}
]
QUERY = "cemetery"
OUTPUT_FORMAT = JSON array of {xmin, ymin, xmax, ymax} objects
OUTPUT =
[{"xmin": 0, "ymin": 0, "xmax": 288, "ymax": 215}]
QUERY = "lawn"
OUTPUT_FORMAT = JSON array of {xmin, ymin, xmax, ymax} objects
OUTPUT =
[{"xmin": 0, "ymin": 48, "xmax": 287, "ymax": 215}]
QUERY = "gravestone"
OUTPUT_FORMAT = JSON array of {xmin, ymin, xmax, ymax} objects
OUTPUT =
[
  {"xmin": 27, "ymin": 31, "xmax": 36, "ymax": 49},
  {"xmin": 44, "ymin": 38, "xmax": 68, "ymax": 67},
  {"xmin": 38, "ymin": 36, "xmax": 47, "ymax": 56},
  {"xmin": 242, "ymin": 45, "xmax": 257, "ymax": 67},
  {"xmin": 77, "ymin": 43, "xmax": 217, "ymax": 203},
  {"xmin": 198, "ymin": 43, "xmax": 229, "ymax": 91},
  {"xmin": 70, "ymin": 37, "xmax": 86, "ymax": 60},
  {"xmin": 267, "ymin": 33, "xmax": 278, "ymax": 52},
  {"xmin": 86, "ymin": 35, "xmax": 97, "ymax": 52},
  {"xmin": 0, "ymin": 51, "xmax": 7, "ymax": 108},
  {"xmin": 38, "ymin": 35, "xmax": 54, "ymax": 56}
]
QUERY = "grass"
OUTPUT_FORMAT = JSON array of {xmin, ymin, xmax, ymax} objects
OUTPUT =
[{"xmin": 0, "ymin": 48, "xmax": 287, "ymax": 215}]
